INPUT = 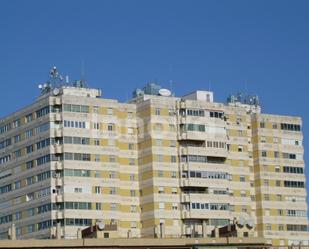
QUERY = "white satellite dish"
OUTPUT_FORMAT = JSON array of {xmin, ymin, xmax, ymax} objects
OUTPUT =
[
  {"xmin": 238, "ymin": 216, "xmax": 246, "ymax": 226},
  {"xmin": 38, "ymin": 84, "xmax": 43, "ymax": 89},
  {"xmin": 159, "ymin": 88, "xmax": 171, "ymax": 97},
  {"xmin": 247, "ymin": 218, "xmax": 255, "ymax": 228},
  {"xmin": 97, "ymin": 222, "xmax": 105, "ymax": 231},
  {"xmin": 53, "ymin": 88, "xmax": 60, "ymax": 96}
]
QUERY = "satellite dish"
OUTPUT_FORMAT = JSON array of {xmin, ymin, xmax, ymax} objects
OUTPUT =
[
  {"xmin": 53, "ymin": 88, "xmax": 60, "ymax": 96},
  {"xmin": 247, "ymin": 218, "xmax": 255, "ymax": 228},
  {"xmin": 97, "ymin": 222, "xmax": 105, "ymax": 231},
  {"xmin": 43, "ymin": 83, "xmax": 48, "ymax": 88},
  {"xmin": 238, "ymin": 216, "xmax": 246, "ymax": 226},
  {"xmin": 159, "ymin": 88, "xmax": 171, "ymax": 97},
  {"xmin": 38, "ymin": 84, "xmax": 43, "ymax": 89}
]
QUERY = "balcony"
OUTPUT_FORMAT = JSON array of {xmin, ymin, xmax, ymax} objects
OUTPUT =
[
  {"xmin": 56, "ymin": 211, "xmax": 64, "ymax": 219},
  {"xmin": 53, "ymin": 98, "xmax": 61, "ymax": 105},
  {"xmin": 179, "ymin": 131, "xmax": 206, "ymax": 141},
  {"xmin": 181, "ymin": 162, "xmax": 189, "ymax": 171},
  {"xmin": 181, "ymin": 179, "xmax": 190, "ymax": 187},
  {"xmin": 180, "ymin": 193, "xmax": 190, "ymax": 203},
  {"xmin": 54, "ymin": 129, "xmax": 63, "ymax": 138},
  {"xmin": 55, "ymin": 161, "xmax": 63, "ymax": 170},
  {"xmin": 181, "ymin": 210, "xmax": 191, "ymax": 219},
  {"xmin": 53, "ymin": 113, "xmax": 62, "ymax": 122},
  {"xmin": 56, "ymin": 178, "xmax": 63, "ymax": 186},
  {"xmin": 53, "ymin": 144, "xmax": 63, "ymax": 154},
  {"xmin": 56, "ymin": 194, "xmax": 64, "ymax": 202}
]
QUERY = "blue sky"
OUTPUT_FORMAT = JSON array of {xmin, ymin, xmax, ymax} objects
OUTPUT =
[{"xmin": 1, "ymin": 0, "xmax": 309, "ymax": 206}]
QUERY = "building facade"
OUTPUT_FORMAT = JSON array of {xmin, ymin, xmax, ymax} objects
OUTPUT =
[{"xmin": 0, "ymin": 82, "xmax": 308, "ymax": 246}]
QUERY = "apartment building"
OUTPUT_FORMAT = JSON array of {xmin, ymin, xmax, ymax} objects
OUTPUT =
[{"xmin": 0, "ymin": 78, "xmax": 307, "ymax": 246}]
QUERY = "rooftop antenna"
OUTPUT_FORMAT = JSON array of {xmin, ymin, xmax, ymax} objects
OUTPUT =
[
  {"xmin": 169, "ymin": 79, "xmax": 173, "ymax": 96},
  {"xmin": 80, "ymin": 60, "xmax": 86, "ymax": 87}
]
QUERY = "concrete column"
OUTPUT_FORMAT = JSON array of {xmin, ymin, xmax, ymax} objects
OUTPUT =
[
  {"xmin": 215, "ymin": 227, "xmax": 219, "ymax": 238},
  {"xmin": 202, "ymin": 220, "xmax": 207, "ymax": 237},
  {"xmin": 8, "ymin": 223, "xmax": 16, "ymax": 240},
  {"xmin": 77, "ymin": 228, "xmax": 82, "ymax": 239},
  {"xmin": 160, "ymin": 223, "xmax": 165, "ymax": 238},
  {"xmin": 127, "ymin": 229, "xmax": 132, "ymax": 238},
  {"xmin": 56, "ymin": 222, "xmax": 61, "ymax": 239}
]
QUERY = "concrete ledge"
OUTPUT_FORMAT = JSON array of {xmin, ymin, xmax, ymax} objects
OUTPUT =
[{"xmin": 0, "ymin": 237, "xmax": 267, "ymax": 248}]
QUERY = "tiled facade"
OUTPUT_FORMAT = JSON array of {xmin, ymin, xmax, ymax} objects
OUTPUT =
[{"xmin": 0, "ymin": 86, "xmax": 307, "ymax": 246}]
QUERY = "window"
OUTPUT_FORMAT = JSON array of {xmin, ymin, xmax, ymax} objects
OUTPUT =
[
  {"xmin": 157, "ymin": 155, "xmax": 164, "ymax": 162},
  {"xmin": 168, "ymin": 109, "xmax": 174, "ymax": 116},
  {"xmin": 96, "ymin": 203, "xmax": 101, "ymax": 210},
  {"xmin": 171, "ymin": 156, "xmax": 176, "ymax": 163},
  {"xmin": 95, "ymin": 186, "xmax": 101, "ymax": 194},
  {"xmin": 94, "ymin": 139, "xmax": 100, "ymax": 146},
  {"xmin": 109, "ymin": 171, "xmax": 116, "ymax": 179},
  {"xmin": 155, "ymin": 108, "xmax": 161, "ymax": 115},
  {"xmin": 276, "ymin": 180, "xmax": 281, "ymax": 187},
  {"xmin": 95, "ymin": 154, "xmax": 100, "ymax": 162},
  {"xmin": 110, "ymin": 187, "xmax": 116, "ymax": 195},
  {"xmin": 274, "ymin": 151, "xmax": 279, "ymax": 158},
  {"xmin": 240, "ymin": 175, "xmax": 245, "ymax": 182},
  {"xmin": 170, "ymin": 140, "xmax": 176, "ymax": 147},
  {"xmin": 108, "ymin": 139, "xmax": 115, "ymax": 146},
  {"xmin": 131, "ymin": 221, "xmax": 137, "ymax": 229},
  {"xmin": 171, "ymin": 171, "xmax": 177, "ymax": 178},
  {"xmin": 272, "ymin": 123, "xmax": 278, "ymax": 129},
  {"xmin": 264, "ymin": 180, "xmax": 269, "ymax": 186},
  {"xmin": 278, "ymin": 224, "xmax": 284, "ymax": 231},
  {"xmin": 74, "ymin": 188, "xmax": 82, "ymax": 193},
  {"xmin": 93, "ymin": 122, "xmax": 100, "ymax": 130},
  {"xmin": 156, "ymin": 139, "xmax": 162, "ymax": 146},
  {"xmin": 260, "ymin": 137, "xmax": 266, "ymax": 143},
  {"xmin": 158, "ymin": 171, "xmax": 163, "ymax": 177},
  {"xmin": 27, "ymin": 208, "xmax": 35, "ymax": 216},
  {"xmin": 108, "ymin": 123, "xmax": 114, "ymax": 131},
  {"xmin": 130, "ymin": 189, "xmax": 136, "ymax": 196},
  {"xmin": 238, "ymin": 145, "xmax": 243, "ymax": 152},
  {"xmin": 110, "ymin": 203, "xmax": 117, "ymax": 210},
  {"xmin": 93, "ymin": 106, "xmax": 99, "ymax": 113},
  {"xmin": 13, "ymin": 180, "xmax": 21, "ymax": 191},
  {"xmin": 129, "ymin": 158, "xmax": 135, "ymax": 165},
  {"xmin": 12, "ymin": 212, "xmax": 21, "ymax": 222},
  {"xmin": 260, "ymin": 122, "xmax": 265, "ymax": 128},
  {"xmin": 158, "ymin": 187, "xmax": 164, "ymax": 194},
  {"xmin": 261, "ymin": 151, "xmax": 267, "ymax": 157},
  {"xmin": 130, "ymin": 205, "xmax": 137, "ymax": 212},
  {"xmin": 172, "ymin": 203, "xmax": 178, "ymax": 210},
  {"xmin": 128, "ymin": 143, "xmax": 134, "ymax": 150},
  {"xmin": 127, "ymin": 127, "xmax": 134, "ymax": 135},
  {"xmin": 264, "ymin": 194, "xmax": 270, "ymax": 201},
  {"xmin": 280, "ymin": 123, "xmax": 301, "ymax": 132},
  {"xmin": 95, "ymin": 171, "xmax": 100, "ymax": 178},
  {"xmin": 109, "ymin": 155, "xmax": 116, "ymax": 163},
  {"xmin": 130, "ymin": 174, "xmax": 135, "ymax": 181},
  {"xmin": 159, "ymin": 202, "xmax": 165, "ymax": 209},
  {"xmin": 284, "ymin": 181, "xmax": 305, "ymax": 188},
  {"xmin": 107, "ymin": 108, "xmax": 113, "ymax": 115},
  {"xmin": 266, "ymin": 224, "xmax": 271, "ymax": 230}
]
